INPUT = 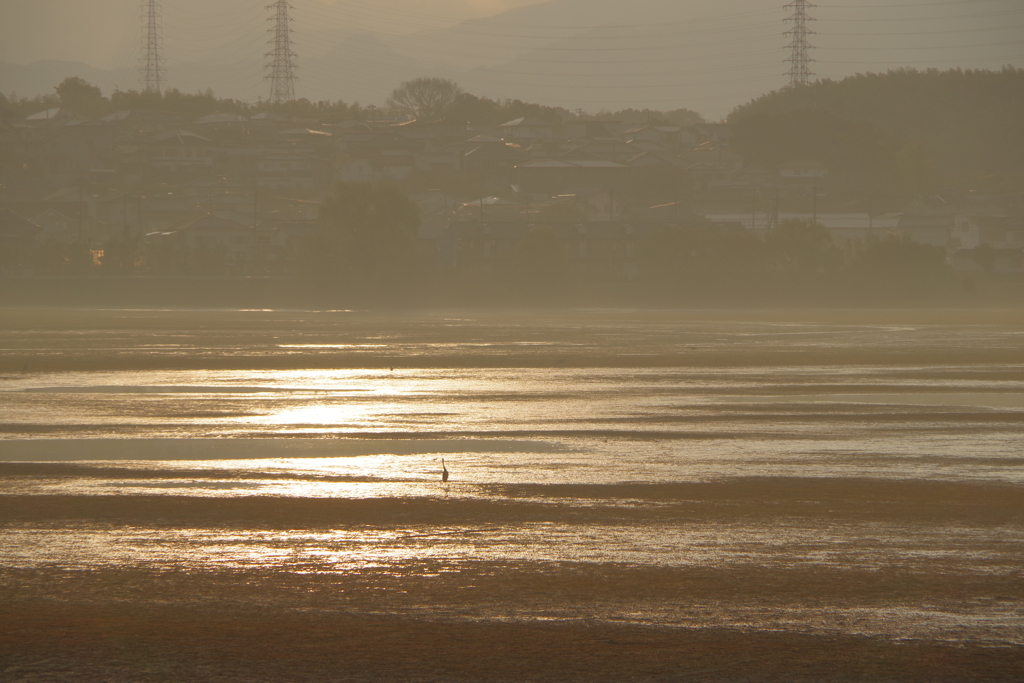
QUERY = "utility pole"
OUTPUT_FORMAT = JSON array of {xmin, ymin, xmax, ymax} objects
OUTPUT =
[
  {"xmin": 773, "ymin": 189, "xmax": 780, "ymax": 231},
  {"xmin": 252, "ymin": 181, "xmax": 260, "ymax": 275},
  {"xmin": 78, "ymin": 178, "xmax": 84, "ymax": 243},
  {"xmin": 751, "ymin": 188, "xmax": 757, "ymax": 231},
  {"xmin": 266, "ymin": 1, "xmax": 298, "ymax": 104},
  {"xmin": 140, "ymin": 0, "xmax": 164, "ymax": 94},
  {"xmin": 784, "ymin": 0, "xmax": 815, "ymax": 88}
]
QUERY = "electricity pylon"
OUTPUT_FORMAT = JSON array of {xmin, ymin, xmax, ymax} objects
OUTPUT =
[
  {"xmin": 266, "ymin": 1, "xmax": 298, "ymax": 104},
  {"xmin": 784, "ymin": 0, "xmax": 815, "ymax": 88},
  {"xmin": 140, "ymin": 0, "xmax": 164, "ymax": 94}
]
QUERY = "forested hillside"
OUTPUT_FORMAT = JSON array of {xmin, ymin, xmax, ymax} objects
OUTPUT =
[{"xmin": 728, "ymin": 68, "xmax": 1024, "ymax": 194}]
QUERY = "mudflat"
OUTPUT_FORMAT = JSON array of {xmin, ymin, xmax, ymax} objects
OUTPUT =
[
  {"xmin": 1, "ymin": 308, "xmax": 1023, "ymax": 681},
  {"xmin": 3, "ymin": 585, "xmax": 1022, "ymax": 682}
]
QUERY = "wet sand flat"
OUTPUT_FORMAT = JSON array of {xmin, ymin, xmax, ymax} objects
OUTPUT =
[
  {"xmin": 1, "ymin": 308, "xmax": 1023, "ymax": 680},
  {"xmin": 2, "ymin": 476, "xmax": 1023, "ymax": 680},
  {"xmin": 2, "ymin": 308, "xmax": 1024, "ymax": 373},
  {"xmin": 3, "ymin": 581, "xmax": 1023, "ymax": 683}
]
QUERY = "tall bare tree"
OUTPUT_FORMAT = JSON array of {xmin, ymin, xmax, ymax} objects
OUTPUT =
[{"xmin": 385, "ymin": 77, "xmax": 463, "ymax": 121}]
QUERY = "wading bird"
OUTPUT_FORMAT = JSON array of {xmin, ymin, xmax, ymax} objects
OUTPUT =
[{"xmin": 441, "ymin": 458, "xmax": 449, "ymax": 483}]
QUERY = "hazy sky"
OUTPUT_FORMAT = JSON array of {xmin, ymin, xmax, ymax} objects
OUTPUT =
[
  {"xmin": 1, "ymin": 0, "xmax": 1020, "ymax": 117},
  {"xmin": 0, "ymin": 0, "xmax": 544, "ymax": 66}
]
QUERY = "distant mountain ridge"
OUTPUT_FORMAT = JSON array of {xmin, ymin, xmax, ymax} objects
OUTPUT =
[
  {"xmin": 0, "ymin": 60, "xmax": 132, "ymax": 99},
  {"xmin": 0, "ymin": 0, "xmax": 791, "ymax": 117}
]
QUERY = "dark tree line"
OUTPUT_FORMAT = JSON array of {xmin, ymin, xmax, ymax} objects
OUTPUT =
[
  {"xmin": 640, "ymin": 219, "xmax": 954, "ymax": 305},
  {"xmin": 295, "ymin": 181, "xmax": 421, "ymax": 303},
  {"xmin": 728, "ymin": 67, "xmax": 1024, "ymax": 194},
  {"xmin": 1, "ymin": 77, "xmax": 368, "ymax": 122},
  {"xmin": 4, "ymin": 75, "xmax": 708, "ymax": 128}
]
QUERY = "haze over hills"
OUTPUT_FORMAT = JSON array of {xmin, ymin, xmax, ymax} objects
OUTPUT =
[{"xmin": 1, "ymin": 0, "xmax": 1021, "ymax": 118}]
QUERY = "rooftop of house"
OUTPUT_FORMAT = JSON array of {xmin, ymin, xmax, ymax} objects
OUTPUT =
[
  {"xmin": 499, "ymin": 117, "xmax": 557, "ymax": 128},
  {"xmin": 461, "ymin": 196, "xmax": 517, "ymax": 207},
  {"xmin": 44, "ymin": 183, "xmax": 126, "ymax": 204},
  {"xmin": 349, "ymin": 132, "xmax": 423, "ymax": 151},
  {"xmin": 464, "ymin": 144, "xmax": 527, "ymax": 160},
  {"xmin": 518, "ymin": 159, "xmax": 627, "ymax": 169},
  {"xmin": 278, "ymin": 128, "xmax": 333, "ymax": 138},
  {"xmin": 171, "ymin": 214, "xmax": 253, "ymax": 232},
  {"xmin": 0, "ymin": 208, "xmax": 42, "ymax": 235},
  {"xmin": 778, "ymin": 159, "xmax": 829, "ymax": 169},
  {"xmin": 195, "ymin": 113, "xmax": 248, "ymax": 125},
  {"xmin": 150, "ymin": 129, "xmax": 211, "ymax": 144},
  {"xmin": 627, "ymin": 151, "xmax": 683, "ymax": 168},
  {"xmin": 25, "ymin": 108, "xmax": 64, "ymax": 122},
  {"xmin": 679, "ymin": 145, "xmax": 744, "ymax": 163}
]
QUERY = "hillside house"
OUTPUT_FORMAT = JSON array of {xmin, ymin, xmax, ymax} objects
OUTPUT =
[
  {"xmin": 147, "ymin": 130, "xmax": 215, "ymax": 174},
  {"xmin": 31, "ymin": 208, "xmax": 80, "ymax": 244},
  {"xmin": 897, "ymin": 213, "xmax": 956, "ymax": 248},
  {"xmin": 977, "ymin": 216, "xmax": 1024, "ymax": 250},
  {"xmin": 0, "ymin": 209, "xmax": 42, "ymax": 271},
  {"xmin": 43, "ymin": 184, "xmax": 137, "ymax": 241},
  {"xmin": 627, "ymin": 151, "xmax": 683, "ymax": 171},
  {"xmin": 462, "ymin": 144, "xmax": 528, "ymax": 190},
  {"xmin": 336, "ymin": 132, "xmax": 421, "ymax": 181},
  {"xmin": 679, "ymin": 143, "xmax": 744, "ymax": 190},
  {"xmin": 455, "ymin": 197, "xmax": 524, "ymax": 222},
  {"xmin": 778, "ymin": 159, "xmax": 829, "ymax": 180},
  {"xmin": 256, "ymin": 153, "xmax": 325, "ymax": 191},
  {"xmin": 167, "ymin": 214, "xmax": 256, "ymax": 274},
  {"xmin": 514, "ymin": 159, "xmax": 630, "ymax": 195},
  {"xmin": 693, "ymin": 123, "xmax": 734, "ymax": 145},
  {"xmin": 624, "ymin": 124, "xmax": 688, "ymax": 148},
  {"xmin": 497, "ymin": 117, "xmax": 559, "ymax": 141},
  {"xmin": 566, "ymin": 120, "xmax": 628, "ymax": 141},
  {"xmin": 566, "ymin": 139, "xmax": 638, "ymax": 164},
  {"xmin": 448, "ymin": 220, "xmax": 647, "ymax": 280},
  {"xmin": 387, "ymin": 118, "xmax": 471, "ymax": 148},
  {"xmin": 15, "ymin": 120, "xmax": 118, "ymax": 190}
]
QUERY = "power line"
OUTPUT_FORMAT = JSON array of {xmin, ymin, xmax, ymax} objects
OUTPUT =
[
  {"xmin": 822, "ymin": 23, "xmax": 1024, "ymax": 37},
  {"xmin": 825, "ymin": 0, "xmax": 1009, "ymax": 9},
  {"xmin": 112, "ymin": 0, "xmax": 1020, "ymax": 113},
  {"xmin": 266, "ymin": 0, "xmax": 298, "ymax": 104},
  {"xmin": 140, "ymin": 0, "xmax": 164, "ymax": 93},
  {"xmin": 815, "ymin": 8, "xmax": 1024, "ymax": 22},
  {"xmin": 304, "ymin": 0, "xmax": 777, "ymax": 33},
  {"xmin": 784, "ymin": 0, "xmax": 816, "ymax": 87}
]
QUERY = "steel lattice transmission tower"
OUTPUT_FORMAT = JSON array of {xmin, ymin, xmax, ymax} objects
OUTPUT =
[
  {"xmin": 266, "ymin": 0, "xmax": 298, "ymax": 104},
  {"xmin": 784, "ymin": 0, "xmax": 815, "ymax": 87},
  {"xmin": 140, "ymin": 0, "xmax": 164, "ymax": 94}
]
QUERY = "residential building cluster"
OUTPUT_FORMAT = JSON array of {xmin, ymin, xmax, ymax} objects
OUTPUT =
[{"xmin": 1, "ymin": 107, "xmax": 1021, "ymax": 279}]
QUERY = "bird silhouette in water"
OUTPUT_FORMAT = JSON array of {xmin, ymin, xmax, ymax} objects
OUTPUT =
[{"xmin": 441, "ymin": 458, "xmax": 450, "ymax": 483}]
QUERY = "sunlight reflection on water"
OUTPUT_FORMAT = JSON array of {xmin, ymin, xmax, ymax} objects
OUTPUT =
[
  {"xmin": 5, "ymin": 522, "xmax": 1019, "ymax": 574},
  {"xmin": 2, "ymin": 314, "xmax": 1024, "ymax": 643}
]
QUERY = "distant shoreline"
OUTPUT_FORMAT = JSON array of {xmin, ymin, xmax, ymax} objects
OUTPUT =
[{"xmin": 2, "ymin": 274, "xmax": 1023, "ymax": 310}]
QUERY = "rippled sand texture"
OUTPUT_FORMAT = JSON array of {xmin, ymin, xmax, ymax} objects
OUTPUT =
[{"xmin": 1, "ymin": 308, "xmax": 1023, "ymax": 681}]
